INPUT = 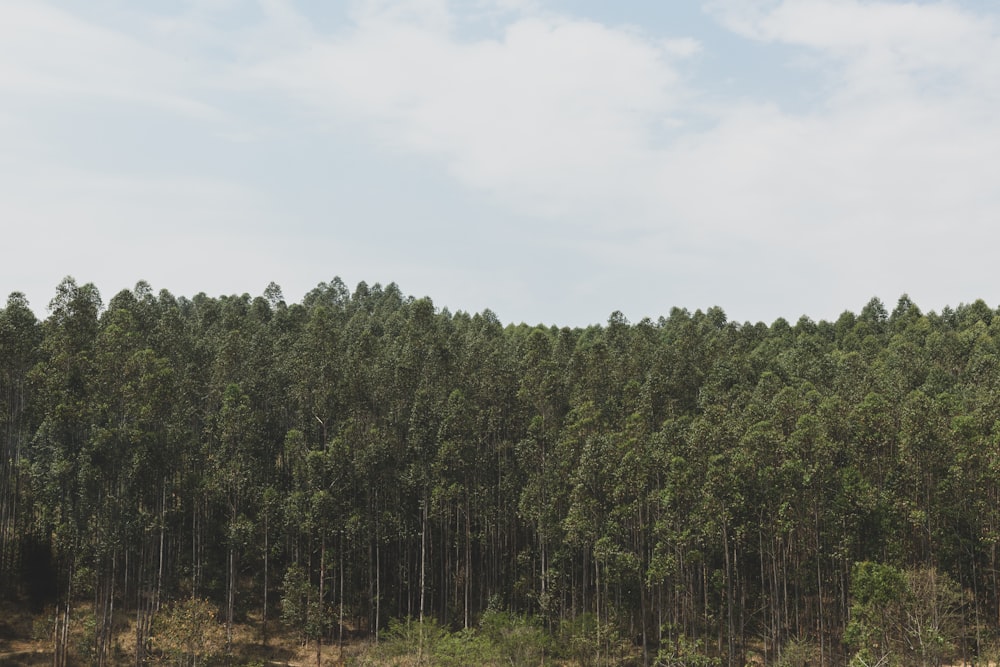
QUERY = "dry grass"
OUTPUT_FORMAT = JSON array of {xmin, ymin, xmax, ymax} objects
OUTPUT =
[
  {"xmin": 0, "ymin": 601, "xmax": 51, "ymax": 665},
  {"xmin": 0, "ymin": 601, "xmax": 372, "ymax": 666}
]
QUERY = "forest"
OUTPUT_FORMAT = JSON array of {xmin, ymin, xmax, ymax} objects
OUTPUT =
[{"xmin": 3, "ymin": 276, "xmax": 1000, "ymax": 666}]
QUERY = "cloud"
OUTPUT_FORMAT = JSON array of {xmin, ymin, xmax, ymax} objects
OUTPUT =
[
  {"xmin": 642, "ymin": 0, "xmax": 1000, "ymax": 317},
  {"xmin": 151, "ymin": 0, "xmax": 1000, "ymax": 318},
  {"xmin": 710, "ymin": 0, "xmax": 1000, "ymax": 101},
  {"xmin": 0, "ymin": 159, "xmax": 290, "ymax": 312},
  {"xmin": 0, "ymin": 0, "xmax": 223, "ymax": 119},
  {"xmin": 662, "ymin": 37, "xmax": 702, "ymax": 59},
  {"xmin": 249, "ymin": 1, "xmax": 691, "ymax": 221},
  {"xmin": 245, "ymin": 2, "xmax": 1000, "ymax": 235},
  {"xmin": 7, "ymin": 0, "xmax": 1000, "ymax": 324},
  {"xmin": 681, "ymin": 0, "xmax": 1000, "ymax": 234}
]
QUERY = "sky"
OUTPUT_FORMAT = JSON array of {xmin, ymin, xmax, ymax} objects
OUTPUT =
[{"xmin": 3, "ymin": 0, "xmax": 1000, "ymax": 327}]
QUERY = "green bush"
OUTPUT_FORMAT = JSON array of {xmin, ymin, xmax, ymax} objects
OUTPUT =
[
  {"xmin": 654, "ymin": 634, "xmax": 720, "ymax": 667},
  {"xmin": 364, "ymin": 612, "xmax": 553, "ymax": 666},
  {"xmin": 373, "ymin": 617, "xmax": 497, "ymax": 666},
  {"xmin": 846, "ymin": 562, "xmax": 965, "ymax": 667},
  {"xmin": 479, "ymin": 608, "xmax": 551, "ymax": 666},
  {"xmin": 558, "ymin": 612, "xmax": 628, "ymax": 667},
  {"xmin": 776, "ymin": 637, "xmax": 818, "ymax": 667},
  {"xmin": 151, "ymin": 597, "xmax": 225, "ymax": 666}
]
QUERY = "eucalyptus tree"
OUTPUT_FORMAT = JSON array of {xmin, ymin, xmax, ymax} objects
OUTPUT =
[
  {"xmin": 0, "ymin": 292, "xmax": 40, "ymax": 593},
  {"xmin": 29, "ymin": 277, "xmax": 102, "ymax": 666},
  {"xmin": 88, "ymin": 286, "xmax": 176, "ymax": 664},
  {"xmin": 210, "ymin": 382, "xmax": 260, "ymax": 647},
  {"xmin": 449, "ymin": 309, "xmax": 523, "ymax": 619},
  {"xmin": 19, "ymin": 277, "xmax": 1000, "ymax": 665}
]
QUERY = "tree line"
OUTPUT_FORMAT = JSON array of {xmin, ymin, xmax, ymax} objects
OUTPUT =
[{"xmin": 2, "ymin": 277, "xmax": 1000, "ymax": 665}]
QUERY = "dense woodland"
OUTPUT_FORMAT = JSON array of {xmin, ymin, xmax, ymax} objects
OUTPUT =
[{"xmin": 4, "ymin": 277, "xmax": 1000, "ymax": 665}]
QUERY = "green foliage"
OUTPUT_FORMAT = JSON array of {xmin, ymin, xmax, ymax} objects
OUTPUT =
[
  {"xmin": 557, "ymin": 612, "xmax": 629, "ymax": 667},
  {"xmin": 847, "ymin": 563, "xmax": 964, "ymax": 667},
  {"xmin": 373, "ymin": 617, "xmax": 498, "ymax": 667},
  {"xmin": 366, "ymin": 612, "xmax": 552, "ymax": 667},
  {"xmin": 478, "ymin": 607, "xmax": 551, "ymax": 666},
  {"xmin": 152, "ymin": 598, "xmax": 225, "ymax": 665},
  {"xmin": 9, "ymin": 279, "xmax": 1000, "ymax": 666},
  {"xmin": 280, "ymin": 563, "xmax": 330, "ymax": 643},
  {"xmin": 654, "ymin": 634, "xmax": 720, "ymax": 666},
  {"xmin": 775, "ymin": 637, "xmax": 818, "ymax": 667},
  {"xmin": 74, "ymin": 609, "xmax": 98, "ymax": 665},
  {"xmin": 846, "ymin": 562, "xmax": 907, "ymax": 667}
]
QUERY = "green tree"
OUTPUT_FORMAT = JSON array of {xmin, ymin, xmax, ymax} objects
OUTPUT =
[
  {"xmin": 281, "ymin": 563, "xmax": 331, "ymax": 663},
  {"xmin": 0, "ymin": 292, "xmax": 40, "ymax": 594},
  {"xmin": 152, "ymin": 597, "xmax": 225, "ymax": 666}
]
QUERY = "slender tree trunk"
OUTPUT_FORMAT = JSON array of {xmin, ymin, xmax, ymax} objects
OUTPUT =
[
  {"xmin": 227, "ymin": 531, "xmax": 235, "ymax": 651},
  {"xmin": 192, "ymin": 497, "xmax": 199, "ymax": 596},
  {"xmin": 135, "ymin": 545, "xmax": 146, "ymax": 667},
  {"xmin": 595, "ymin": 554, "xmax": 601, "ymax": 653},
  {"xmin": 420, "ymin": 499, "xmax": 427, "ymax": 624},
  {"xmin": 773, "ymin": 533, "xmax": 782, "ymax": 662},
  {"xmin": 722, "ymin": 520, "xmax": 734, "ymax": 667},
  {"xmin": 639, "ymin": 498, "xmax": 649, "ymax": 667},
  {"xmin": 53, "ymin": 604, "xmax": 60, "ymax": 667},
  {"xmin": 339, "ymin": 535, "xmax": 345, "ymax": 652},
  {"xmin": 464, "ymin": 496, "xmax": 471, "ymax": 630},
  {"xmin": 419, "ymin": 498, "xmax": 427, "ymax": 665},
  {"xmin": 317, "ymin": 535, "xmax": 325, "ymax": 667},
  {"xmin": 815, "ymin": 506, "xmax": 825, "ymax": 667},
  {"xmin": 263, "ymin": 507, "xmax": 268, "ymax": 646},
  {"xmin": 54, "ymin": 557, "xmax": 74, "ymax": 667}
]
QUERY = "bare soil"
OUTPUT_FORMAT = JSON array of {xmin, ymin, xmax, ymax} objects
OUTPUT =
[{"xmin": 0, "ymin": 600, "xmax": 366, "ymax": 666}]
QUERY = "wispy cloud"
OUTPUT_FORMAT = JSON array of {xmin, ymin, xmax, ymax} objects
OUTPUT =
[
  {"xmin": 247, "ymin": 0, "xmax": 692, "ymax": 221},
  {"xmin": 656, "ymin": 0, "xmax": 1000, "ymax": 315},
  {"xmin": 0, "ymin": 1, "xmax": 223, "ymax": 119},
  {"xmin": 708, "ymin": 0, "xmax": 1000, "ymax": 100},
  {"xmin": 238, "ymin": 0, "xmax": 1000, "ymax": 312},
  {"xmin": 5, "ymin": 0, "xmax": 1000, "ymax": 323}
]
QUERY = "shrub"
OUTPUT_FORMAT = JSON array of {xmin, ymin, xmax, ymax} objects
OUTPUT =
[
  {"xmin": 654, "ymin": 634, "xmax": 720, "ymax": 667},
  {"xmin": 479, "ymin": 608, "xmax": 551, "ymax": 666},
  {"xmin": 151, "ymin": 597, "xmax": 225, "ymax": 666}
]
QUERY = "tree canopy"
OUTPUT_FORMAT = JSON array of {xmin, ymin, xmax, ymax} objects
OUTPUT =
[{"xmin": 4, "ymin": 281, "xmax": 1000, "ymax": 665}]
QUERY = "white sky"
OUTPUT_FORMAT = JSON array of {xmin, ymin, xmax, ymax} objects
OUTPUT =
[{"xmin": 3, "ymin": 0, "xmax": 999, "ymax": 326}]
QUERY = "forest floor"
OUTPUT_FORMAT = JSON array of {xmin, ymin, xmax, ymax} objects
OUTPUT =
[
  {"xmin": 0, "ymin": 599, "xmax": 368, "ymax": 666},
  {"xmin": 4, "ymin": 599, "xmax": 997, "ymax": 667},
  {"xmin": 0, "ymin": 601, "xmax": 48, "ymax": 666}
]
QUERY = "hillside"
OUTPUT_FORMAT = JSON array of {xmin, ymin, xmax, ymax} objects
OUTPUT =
[{"xmin": 4, "ymin": 278, "xmax": 1000, "ymax": 665}]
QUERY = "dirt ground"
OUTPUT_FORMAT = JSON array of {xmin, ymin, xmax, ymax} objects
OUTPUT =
[{"xmin": 0, "ymin": 600, "xmax": 368, "ymax": 666}]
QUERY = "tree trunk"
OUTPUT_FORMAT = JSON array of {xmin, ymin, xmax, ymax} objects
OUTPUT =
[
  {"xmin": 339, "ymin": 535, "xmax": 345, "ymax": 652},
  {"xmin": 227, "ymin": 537, "xmax": 235, "ymax": 651},
  {"xmin": 464, "ymin": 496, "xmax": 471, "ymax": 630},
  {"xmin": 722, "ymin": 520, "xmax": 734, "ymax": 667},
  {"xmin": 317, "ymin": 535, "xmax": 325, "ymax": 667},
  {"xmin": 263, "ymin": 507, "xmax": 269, "ymax": 646},
  {"xmin": 420, "ymin": 498, "xmax": 427, "ymax": 624}
]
